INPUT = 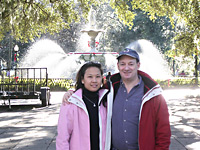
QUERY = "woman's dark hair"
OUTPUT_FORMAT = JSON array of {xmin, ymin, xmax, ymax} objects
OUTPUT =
[{"xmin": 75, "ymin": 61, "xmax": 103, "ymax": 91}]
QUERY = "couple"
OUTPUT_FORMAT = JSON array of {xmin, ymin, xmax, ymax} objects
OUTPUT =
[{"xmin": 56, "ymin": 48, "xmax": 171, "ymax": 150}]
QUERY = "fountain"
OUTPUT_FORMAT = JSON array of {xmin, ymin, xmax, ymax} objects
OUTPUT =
[
  {"xmin": 19, "ymin": 8, "xmax": 118, "ymax": 78},
  {"xmin": 19, "ymin": 39, "xmax": 82, "ymax": 78},
  {"xmin": 19, "ymin": 38, "xmax": 171, "ymax": 80},
  {"xmin": 19, "ymin": 8, "xmax": 171, "ymax": 80}
]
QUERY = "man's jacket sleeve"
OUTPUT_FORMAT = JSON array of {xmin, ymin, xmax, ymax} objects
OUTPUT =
[{"xmin": 155, "ymin": 95, "xmax": 171, "ymax": 150}]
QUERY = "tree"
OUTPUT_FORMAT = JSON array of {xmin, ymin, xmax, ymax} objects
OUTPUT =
[
  {"xmin": 94, "ymin": 5, "xmax": 174, "ymax": 54},
  {"xmin": 0, "ymin": 0, "xmax": 199, "ymax": 56},
  {"xmin": 38, "ymin": 3, "xmax": 175, "ymax": 55},
  {"xmin": 44, "ymin": 4, "xmax": 174, "ymax": 55},
  {"xmin": 0, "ymin": 34, "xmax": 31, "ymax": 69},
  {"xmin": 0, "ymin": 0, "xmax": 101, "ymax": 42}
]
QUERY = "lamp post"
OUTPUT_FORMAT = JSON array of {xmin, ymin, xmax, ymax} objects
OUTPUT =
[
  {"xmin": 13, "ymin": 45, "xmax": 19, "ymax": 91},
  {"xmin": 194, "ymin": 36, "xmax": 199, "ymax": 86},
  {"xmin": 14, "ymin": 45, "xmax": 19, "ymax": 68}
]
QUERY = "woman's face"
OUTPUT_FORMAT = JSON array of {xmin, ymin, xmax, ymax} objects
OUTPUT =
[{"xmin": 82, "ymin": 67, "xmax": 103, "ymax": 92}]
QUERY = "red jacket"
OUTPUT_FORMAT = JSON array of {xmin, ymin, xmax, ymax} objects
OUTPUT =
[{"xmin": 107, "ymin": 70, "xmax": 171, "ymax": 150}]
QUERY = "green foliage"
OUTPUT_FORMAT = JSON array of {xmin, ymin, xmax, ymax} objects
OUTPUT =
[
  {"xmin": 0, "ymin": 78, "xmax": 73, "ymax": 91},
  {"xmin": 0, "ymin": 0, "xmax": 199, "ymax": 57},
  {"xmin": 0, "ymin": 77, "xmax": 47, "ymax": 91},
  {"xmin": 95, "ymin": 6, "xmax": 174, "ymax": 53},
  {"xmin": 1, "ymin": 77, "xmax": 199, "ymax": 91},
  {"xmin": 164, "ymin": 0, "xmax": 200, "ymax": 57},
  {"xmin": 0, "ymin": 0, "xmax": 103, "ymax": 42},
  {"xmin": 48, "ymin": 78, "xmax": 74, "ymax": 91},
  {"xmin": 109, "ymin": 0, "xmax": 135, "ymax": 29}
]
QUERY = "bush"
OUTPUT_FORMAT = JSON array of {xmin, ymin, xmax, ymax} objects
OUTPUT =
[
  {"xmin": 48, "ymin": 78, "xmax": 74, "ymax": 91},
  {"xmin": 156, "ymin": 77, "xmax": 199, "ymax": 89},
  {"xmin": 0, "ymin": 78, "xmax": 74, "ymax": 91}
]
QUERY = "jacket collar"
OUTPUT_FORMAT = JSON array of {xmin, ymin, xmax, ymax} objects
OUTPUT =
[
  {"xmin": 71, "ymin": 88, "xmax": 109, "ymax": 105},
  {"xmin": 110, "ymin": 70, "xmax": 158, "ymax": 94}
]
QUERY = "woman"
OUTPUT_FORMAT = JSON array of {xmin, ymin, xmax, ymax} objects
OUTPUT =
[{"xmin": 56, "ymin": 62, "xmax": 109, "ymax": 150}]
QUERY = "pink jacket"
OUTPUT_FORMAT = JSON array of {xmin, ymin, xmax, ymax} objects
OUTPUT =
[{"xmin": 56, "ymin": 88, "xmax": 109, "ymax": 150}]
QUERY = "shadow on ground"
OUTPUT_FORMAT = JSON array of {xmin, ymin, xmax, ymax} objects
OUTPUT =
[
  {"xmin": 0, "ymin": 103, "xmax": 60, "ymax": 150},
  {"xmin": 167, "ymin": 97, "xmax": 200, "ymax": 150}
]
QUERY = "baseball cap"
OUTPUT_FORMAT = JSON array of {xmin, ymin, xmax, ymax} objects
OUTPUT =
[{"xmin": 117, "ymin": 48, "xmax": 140, "ymax": 62}]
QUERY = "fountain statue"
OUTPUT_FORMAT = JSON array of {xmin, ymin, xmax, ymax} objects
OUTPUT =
[
  {"xmin": 80, "ymin": 7, "xmax": 103, "ymax": 52},
  {"xmin": 67, "ymin": 7, "xmax": 118, "ymax": 75}
]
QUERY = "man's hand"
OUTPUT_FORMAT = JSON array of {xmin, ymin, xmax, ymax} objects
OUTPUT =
[{"xmin": 62, "ymin": 90, "xmax": 74, "ymax": 105}]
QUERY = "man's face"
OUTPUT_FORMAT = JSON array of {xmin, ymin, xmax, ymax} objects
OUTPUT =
[{"xmin": 117, "ymin": 55, "xmax": 140, "ymax": 81}]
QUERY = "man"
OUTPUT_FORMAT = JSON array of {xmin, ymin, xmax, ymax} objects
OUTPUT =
[
  {"xmin": 63, "ymin": 48, "xmax": 171, "ymax": 150},
  {"xmin": 107, "ymin": 48, "xmax": 171, "ymax": 150}
]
